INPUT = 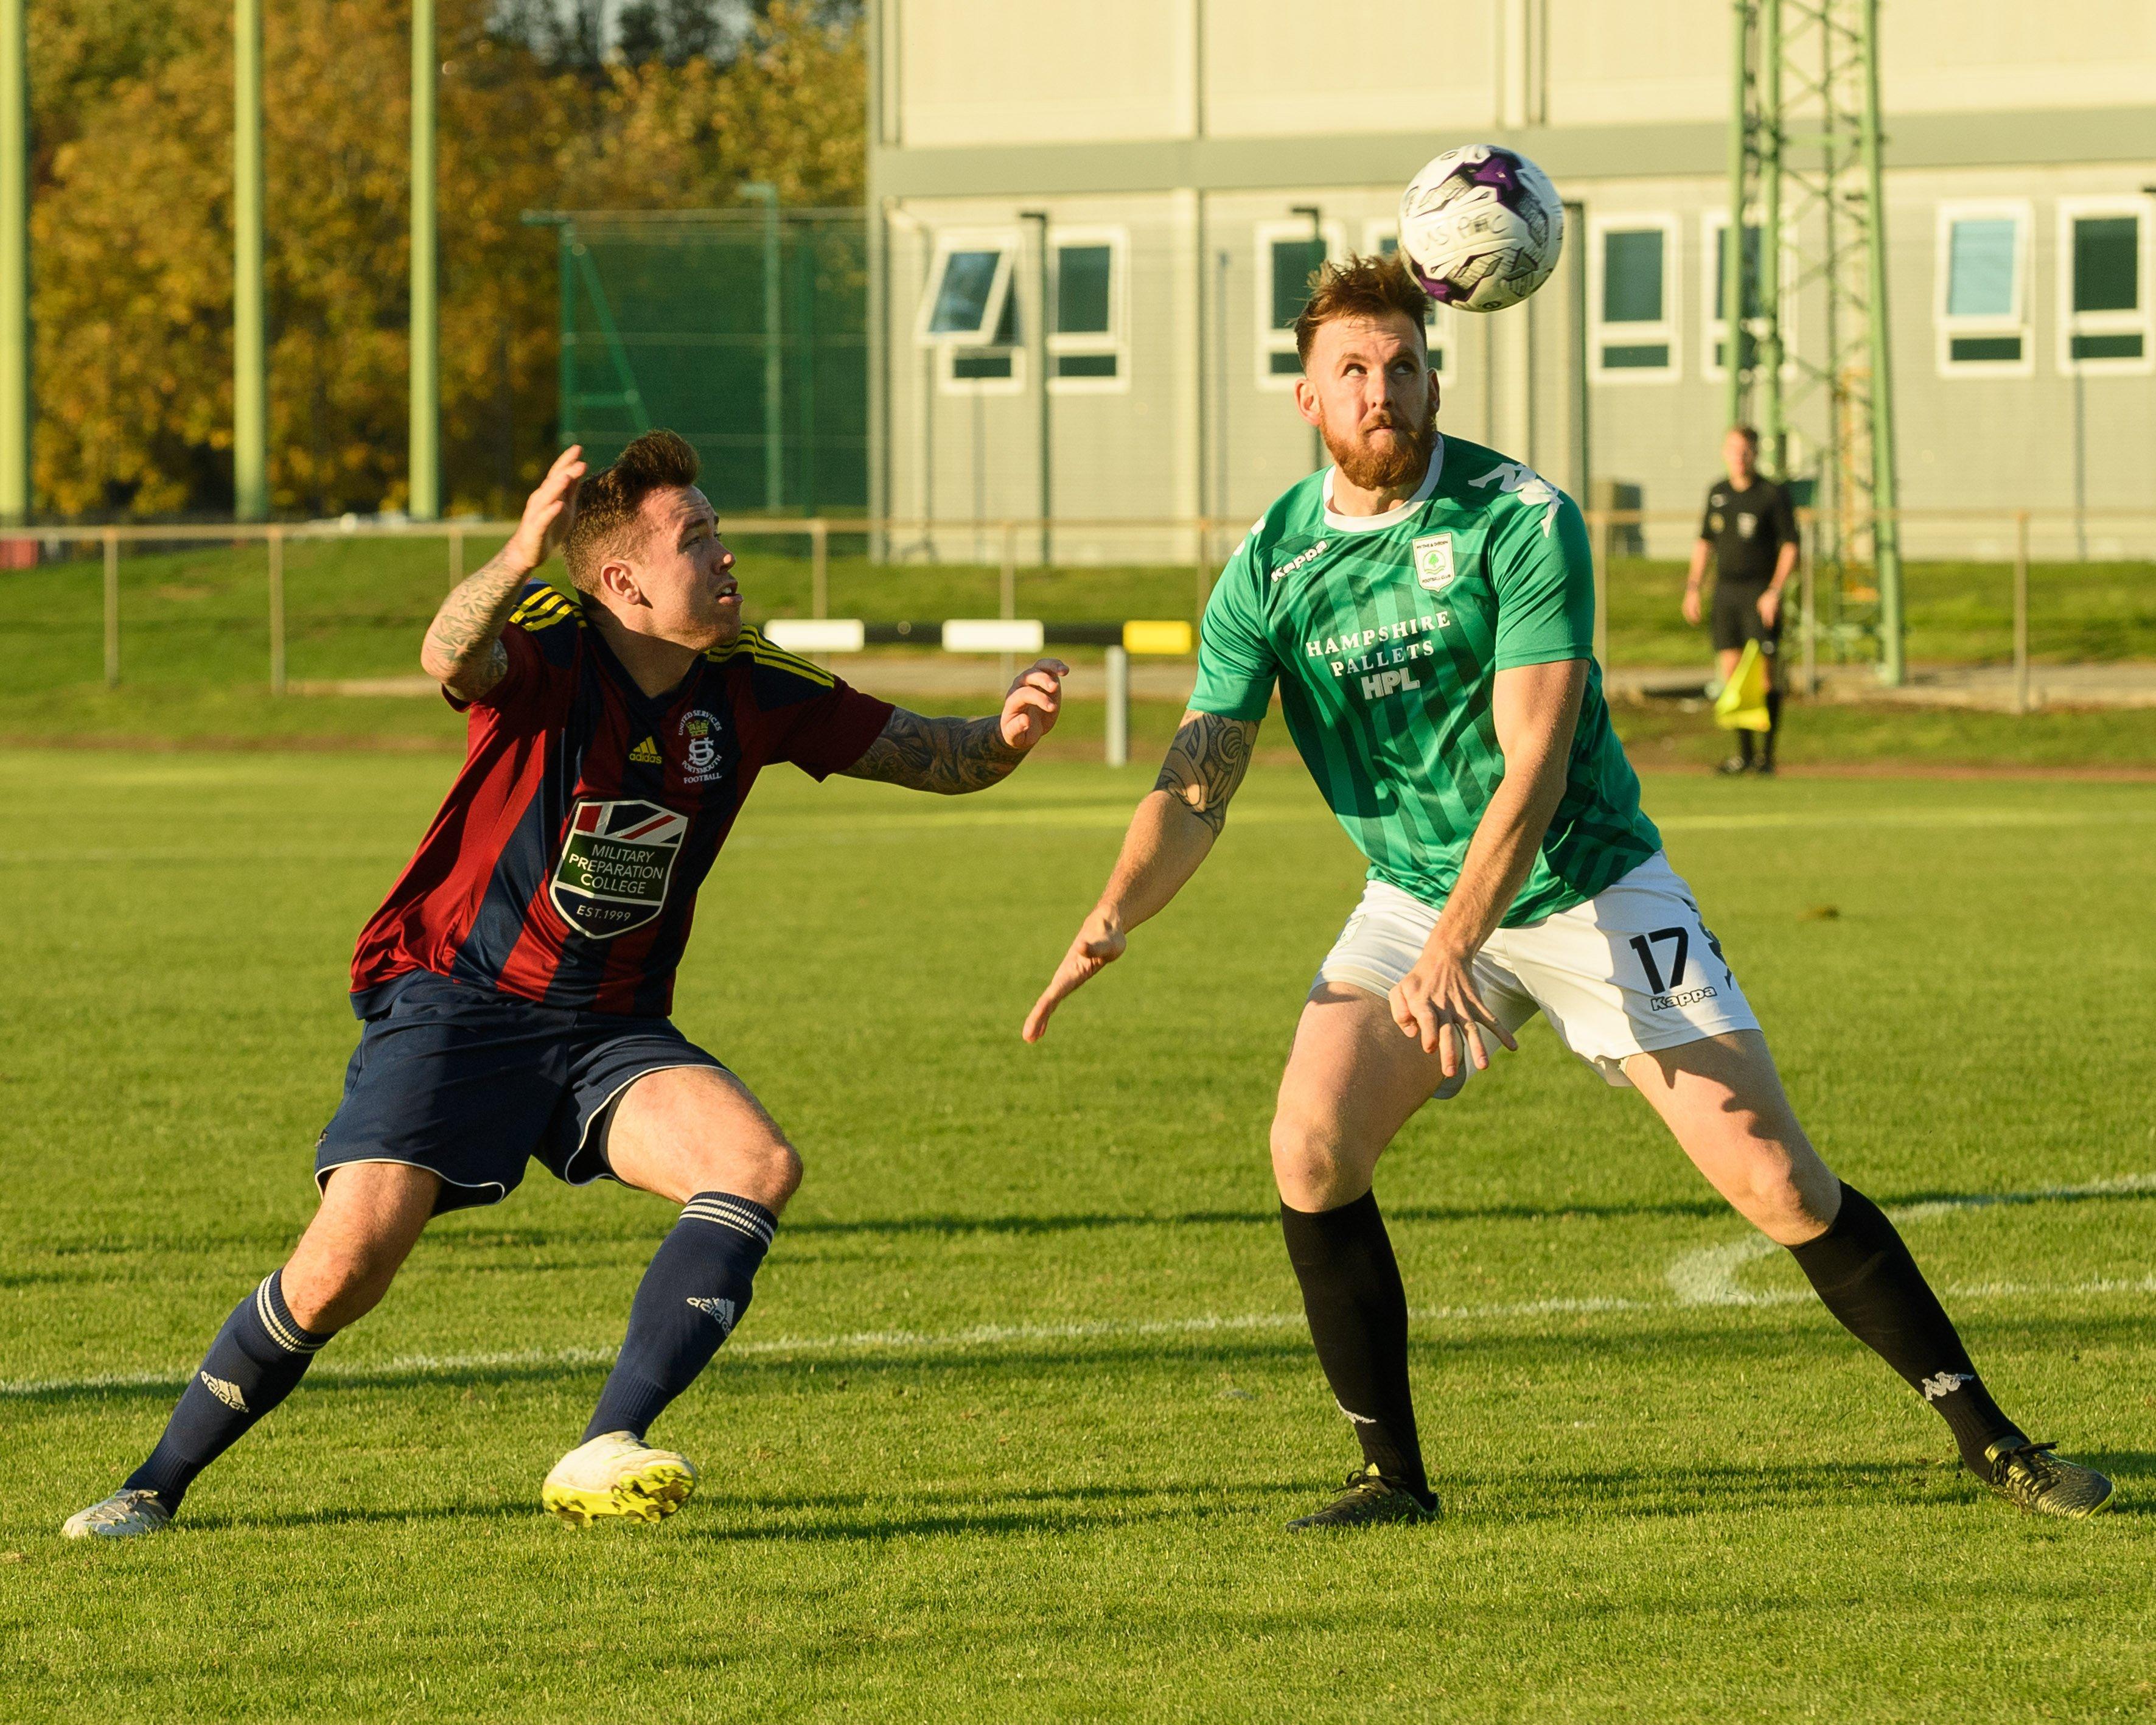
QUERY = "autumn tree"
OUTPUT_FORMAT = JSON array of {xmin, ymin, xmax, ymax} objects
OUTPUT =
[{"xmin": 26, "ymin": 0, "xmax": 862, "ymax": 519}]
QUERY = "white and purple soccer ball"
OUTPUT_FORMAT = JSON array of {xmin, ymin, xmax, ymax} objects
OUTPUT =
[{"xmin": 1397, "ymin": 144, "xmax": 1565, "ymax": 313}]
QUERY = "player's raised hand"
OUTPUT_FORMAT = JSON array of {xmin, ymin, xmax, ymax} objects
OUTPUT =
[
  {"xmin": 509, "ymin": 444, "xmax": 587, "ymax": 572},
  {"xmin": 1000, "ymin": 659, "xmax": 1070, "ymax": 753},
  {"xmin": 1387, "ymin": 945, "xmax": 1518, "ymax": 1079},
  {"xmin": 1022, "ymin": 908, "xmax": 1125, "ymax": 1043}
]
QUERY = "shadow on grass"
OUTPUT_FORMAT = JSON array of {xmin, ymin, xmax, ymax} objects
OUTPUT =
[
  {"xmin": 180, "ymin": 1498, "xmax": 536, "ymax": 1534},
  {"xmin": 16, "ymin": 1307, "xmax": 2156, "ymax": 1408}
]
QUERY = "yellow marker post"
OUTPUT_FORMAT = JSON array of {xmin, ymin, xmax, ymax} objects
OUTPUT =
[
  {"xmin": 1122, "ymin": 620, "xmax": 1193, "ymax": 656},
  {"xmin": 1714, "ymin": 640, "xmax": 1772, "ymax": 732}
]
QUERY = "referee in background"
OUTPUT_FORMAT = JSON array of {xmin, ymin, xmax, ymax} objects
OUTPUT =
[{"xmin": 1683, "ymin": 425, "xmax": 1798, "ymax": 775}]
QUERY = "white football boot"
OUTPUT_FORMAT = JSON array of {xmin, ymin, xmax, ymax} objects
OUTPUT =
[
  {"xmin": 62, "ymin": 1488, "xmax": 173, "ymax": 1540},
  {"xmin": 541, "ymin": 1431, "xmax": 697, "ymax": 1527}
]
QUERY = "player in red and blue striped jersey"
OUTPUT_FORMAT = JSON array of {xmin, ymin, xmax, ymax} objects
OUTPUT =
[{"xmin": 64, "ymin": 432, "xmax": 1068, "ymax": 1539}]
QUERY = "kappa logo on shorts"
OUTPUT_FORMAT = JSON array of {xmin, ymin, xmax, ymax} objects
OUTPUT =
[
  {"xmin": 1412, "ymin": 533, "xmax": 1457, "ymax": 593},
  {"xmin": 549, "ymin": 799, "xmax": 690, "ymax": 941}
]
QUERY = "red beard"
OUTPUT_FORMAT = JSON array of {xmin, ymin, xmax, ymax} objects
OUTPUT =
[{"xmin": 1325, "ymin": 400, "xmax": 1438, "ymax": 492}]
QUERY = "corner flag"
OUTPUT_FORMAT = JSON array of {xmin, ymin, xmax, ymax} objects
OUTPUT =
[{"xmin": 1714, "ymin": 641, "xmax": 1771, "ymax": 732}]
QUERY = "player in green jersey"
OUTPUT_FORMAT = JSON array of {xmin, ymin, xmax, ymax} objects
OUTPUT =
[{"xmin": 1024, "ymin": 254, "xmax": 2110, "ymax": 1529}]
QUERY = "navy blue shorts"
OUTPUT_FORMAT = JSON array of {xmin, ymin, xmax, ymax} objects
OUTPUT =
[{"xmin": 314, "ymin": 971, "xmax": 725, "ymax": 1214}]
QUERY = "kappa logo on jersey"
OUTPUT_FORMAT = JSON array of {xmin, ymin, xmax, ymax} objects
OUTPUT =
[
  {"xmin": 1271, "ymin": 539, "xmax": 1330, "ymax": 583},
  {"xmin": 1412, "ymin": 533, "xmax": 1457, "ymax": 593},
  {"xmin": 549, "ymin": 799, "xmax": 690, "ymax": 940},
  {"xmin": 1470, "ymin": 460, "xmax": 1561, "ymax": 536},
  {"xmin": 677, "ymin": 709, "xmax": 731, "ymax": 783},
  {"xmin": 629, "ymin": 735, "xmax": 662, "ymax": 765}
]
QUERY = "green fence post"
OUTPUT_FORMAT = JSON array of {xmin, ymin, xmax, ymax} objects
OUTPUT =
[{"xmin": 102, "ymin": 531, "xmax": 119, "ymax": 687}]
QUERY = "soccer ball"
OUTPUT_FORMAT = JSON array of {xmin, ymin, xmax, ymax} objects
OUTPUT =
[{"xmin": 1397, "ymin": 145, "xmax": 1565, "ymax": 313}]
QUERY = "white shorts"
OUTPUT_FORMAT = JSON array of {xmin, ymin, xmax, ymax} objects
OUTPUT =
[{"xmin": 1314, "ymin": 853, "xmax": 1760, "ymax": 1089}]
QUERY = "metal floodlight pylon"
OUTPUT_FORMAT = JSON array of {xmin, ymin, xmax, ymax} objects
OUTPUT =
[{"xmin": 1725, "ymin": 0, "xmax": 1906, "ymax": 685}]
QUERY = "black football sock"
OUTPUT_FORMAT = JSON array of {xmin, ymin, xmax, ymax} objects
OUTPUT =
[
  {"xmin": 1737, "ymin": 727, "xmax": 1756, "ymax": 766},
  {"xmin": 1763, "ymin": 689, "xmax": 1784, "ymax": 766},
  {"xmin": 1280, "ymin": 1192, "xmax": 1432, "ymax": 1505},
  {"xmin": 584, "ymin": 1192, "xmax": 775, "ymax": 1443},
  {"xmin": 1787, "ymin": 1182, "xmax": 2022, "ymax": 1475},
  {"xmin": 124, "ymin": 1270, "xmax": 330, "ymax": 1511}
]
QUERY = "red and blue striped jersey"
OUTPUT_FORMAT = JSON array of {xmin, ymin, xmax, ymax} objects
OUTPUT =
[{"xmin": 349, "ymin": 584, "xmax": 893, "ymax": 1017}]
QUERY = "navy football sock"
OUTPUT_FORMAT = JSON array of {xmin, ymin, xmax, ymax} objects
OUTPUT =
[
  {"xmin": 125, "ymin": 1271, "xmax": 330, "ymax": 1511},
  {"xmin": 584, "ymin": 1192, "xmax": 775, "ymax": 1443},
  {"xmin": 1788, "ymin": 1182, "xmax": 2022, "ymax": 1475}
]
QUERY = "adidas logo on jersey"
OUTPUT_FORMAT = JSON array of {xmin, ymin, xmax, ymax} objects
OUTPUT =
[{"xmin": 629, "ymin": 735, "xmax": 662, "ymax": 765}]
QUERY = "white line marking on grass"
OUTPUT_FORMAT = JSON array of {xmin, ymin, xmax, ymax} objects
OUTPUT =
[
  {"xmin": 7, "ymin": 1279, "xmax": 2152, "ymax": 1400},
  {"xmin": 1666, "ymin": 1171, "xmax": 2156, "ymax": 1307}
]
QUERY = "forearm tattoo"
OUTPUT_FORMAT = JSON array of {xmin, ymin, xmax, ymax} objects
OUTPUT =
[
  {"xmin": 1153, "ymin": 711, "xmax": 1255, "ymax": 835},
  {"xmin": 423, "ymin": 547, "xmax": 533, "ymax": 692},
  {"xmin": 842, "ymin": 708, "xmax": 1025, "ymax": 795}
]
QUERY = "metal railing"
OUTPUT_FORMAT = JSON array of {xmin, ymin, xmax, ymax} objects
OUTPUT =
[{"xmin": 18, "ymin": 506, "xmax": 2151, "ymax": 715}]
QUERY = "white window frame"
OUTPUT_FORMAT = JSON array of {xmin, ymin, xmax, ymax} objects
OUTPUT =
[
  {"xmin": 919, "ymin": 227, "xmax": 1025, "ymax": 397},
  {"xmin": 1255, "ymin": 219, "xmax": 1345, "ymax": 391},
  {"xmin": 1588, "ymin": 214, "xmax": 1681, "ymax": 383},
  {"xmin": 1361, "ymin": 219, "xmax": 1450, "ymax": 376},
  {"xmin": 1935, "ymin": 200, "xmax": 2034, "ymax": 377},
  {"xmin": 2055, "ymin": 197, "xmax": 2154, "ymax": 377},
  {"xmin": 1046, "ymin": 226, "xmax": 1129, "ymax": 397},
  {"xmin": 915, "ymin": 231, "xmax": 1017, "ymax": 347},
  {"xmin": 1701, "ymin": 211, "xmax": 1798, "ymax": 383}
]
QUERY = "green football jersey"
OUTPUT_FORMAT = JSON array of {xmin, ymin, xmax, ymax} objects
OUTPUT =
[{"xmin": 1190, "ymin": 433, "xmax": 1661, "ymax": 925}]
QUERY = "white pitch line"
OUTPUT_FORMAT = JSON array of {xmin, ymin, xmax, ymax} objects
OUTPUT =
[
  {"xmin": 1666, "ymin": 1170, "xmax": 2156, "ymax": 1307},
  {"xmin": 5, "ymin": 1278, "xmax": 2152, "ymax": 1401}
]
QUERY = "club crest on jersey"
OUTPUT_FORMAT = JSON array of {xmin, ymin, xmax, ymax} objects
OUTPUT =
[
  {"xmin": 1412, "ymin": 533, "xmax": 1457, "ymax": 593},
  {"xmin": 677, "ymin": 708, "xmax": 728, "ymax": 783},
  {"xmin": 549, "ymin": 799, "xmax": 689, "ymax": 940}
]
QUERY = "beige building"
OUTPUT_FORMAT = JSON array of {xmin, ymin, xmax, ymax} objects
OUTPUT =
[{"xmin": 865, "ymin": 0, "xmax": 2156, "ymax": 562}]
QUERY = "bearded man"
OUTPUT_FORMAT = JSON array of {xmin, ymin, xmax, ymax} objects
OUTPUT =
[{"xmin": 1022, "ymin": 256, "xmax": 2109, "ymax": 1529}]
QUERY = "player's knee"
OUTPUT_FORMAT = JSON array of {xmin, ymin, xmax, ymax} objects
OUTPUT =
[
  {"xmin": 283, "ymin": 1245, "xmax": 402, "ymax": 1334},
  {"xmin": 1269, "ymin": 1102, "xmax": 1350, "ymax": 1197},
  {"xmin": 685, "ymin": 1131, "xmax": 800, "ymax": 1211},
  {"xmin": 1738, "ymin": 1147, "xmax": 1836, "ymax": 1243}
]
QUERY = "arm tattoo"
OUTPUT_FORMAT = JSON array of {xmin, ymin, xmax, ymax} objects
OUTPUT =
[
  {"xmin": 1153, "ymin": 711, "xmax": 1256, "ymax": 836},
  {"xmin": 422, "ymin": 545, "xmax": 536, "ymax": 695},
  {"xmin": 841, "ymin": 708, "xmax": 1026, "ymax": 795}
]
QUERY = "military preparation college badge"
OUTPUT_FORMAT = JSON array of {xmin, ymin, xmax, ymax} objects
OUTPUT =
[{"xmin": 549, "ymin": 799, "xmax": 689, "ymax": 939}]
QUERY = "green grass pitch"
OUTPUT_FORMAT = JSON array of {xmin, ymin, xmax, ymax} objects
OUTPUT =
[{"xmin": 2, "ymin": 749, "xmax": 2152, "ymax": 1721}]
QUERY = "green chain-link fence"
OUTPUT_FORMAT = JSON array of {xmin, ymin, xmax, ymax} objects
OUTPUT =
[{"xmin": 539, "ymin": 208, "xmax": 868, "ymax": 516}]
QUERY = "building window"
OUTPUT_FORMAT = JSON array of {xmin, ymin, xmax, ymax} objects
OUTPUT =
[
  {"xmin": 919, "ymin": 230, "xmax": 1023, "ymax": 396},
  {"xmin": 1589, "ymin": 217, "xmax": 1678, "ymax": 380},
  {"xmin": 1049, "ymin": 229, "xmax": 1128, "ymax": 393},
  {"xmin": 2057, "ymin": 200, "xmax": 2151, "ymax": 374},
  {"xmin": 1702, "ymin": 214, "xmax": 1793, "ymax": 380},
  {"xmin": 1363, "ymin": 222, "xmax": 1449, "ymax": 374},
  {"xmin": 1936, "ymin": 202, "xmax": 2032, "ymax": 374},
  {"xmin": 1255, "ymin": 219, "xmax": 1342, "ymax": 388}
]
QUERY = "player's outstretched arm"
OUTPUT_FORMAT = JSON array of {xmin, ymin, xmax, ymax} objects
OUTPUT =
[
  {"xmin": 842, "ymin": 658, "xmax": 1069, "ymax": 795},
  {"xmin": 1022, "ymin": 709, "xmax": 1258, "ymax": 1043},
  {"xmin": 420, "ymin": 444, "xmax": 585, "ymax": 702}
]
